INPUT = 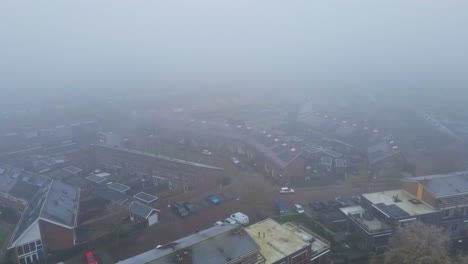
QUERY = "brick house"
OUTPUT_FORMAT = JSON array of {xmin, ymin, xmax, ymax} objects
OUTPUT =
[{"xmin": 8, "ymin": 181, "xmax": 80, "ymax": 264}]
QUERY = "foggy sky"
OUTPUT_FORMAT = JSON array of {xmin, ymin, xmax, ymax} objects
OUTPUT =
[{"xmin": 1, "ymin": 1, "xmax": 468, "ymax": 106}]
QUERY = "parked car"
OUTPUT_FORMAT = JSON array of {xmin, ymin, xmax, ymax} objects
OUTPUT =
[
  {"xmin": 335, "ymin": 197, "xmax": 348, "ymax": 207},
  {"xmin": 172, "ymin": 203, "xmax": 189, "ymax": 217},
  {"xmin": 294, "ymin": 204, "xmax": 305, "ymax": 214},
  {"xmin": 309, "ymin": 202, "xmax": 322, "ymax": 211},
  {"xmin": 230, "ymin": 212, "xmax": 249, "ymax": 225},
  {"xmin": 231, "ymin": 157, "xmax": 240, "ymax": 164},
  {"xmin": 319, "ymin": 201, "xmax": 328, "ymax": 209},
  {"xmin": 352, "ymin": 196, "xmax": 361, "ymax": 204},
  {"xmin": 224, "ymin": 218, "xmax": 238, "ymax": 225},
  {"xmin": 327, "ymin": 199, "xmax": 340, "ymax": 208},
  {"xmin": 280, "ymin": 187, "xmax": 295, "ymax": 194},
  {"xmin": 214, "ymin": 220, "xmax": 224, "ymax": 226},
  {"xmin": 183, "ymin": 201, "xmax": 197, "ymax": 214},
  {"xmin": 202, "ymin": 150, "xmax": 212, "ymax": 155},
  {"xmin": 84, "ymin": 251, "xmax": 98, "ymax": 264},
  {"xmin": 206, "ymin": 194, "xmax": 220, "ymax": 204},
  {"xmin": 274, "ymin": 198, "xmax": 289, "ymax": 215}
]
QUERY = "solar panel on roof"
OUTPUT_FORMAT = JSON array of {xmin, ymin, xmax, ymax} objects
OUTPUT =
[{"xmin": 375, "ymin": 203, "xmax": 410, "ymax": 218}]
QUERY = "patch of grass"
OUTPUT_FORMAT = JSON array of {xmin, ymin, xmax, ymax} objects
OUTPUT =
[{"xmin": 0, "ymin": 228, "xmax": 7, "ymax": 247}]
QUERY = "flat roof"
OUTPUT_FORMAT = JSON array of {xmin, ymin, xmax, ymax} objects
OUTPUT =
[
  {"xmin": 62, "ymin": 166, "xmax": 82, "ymax": 175},
  {"xmin": 118, "ymin": 224, "xmax": 260, "ymax": 264},
  {"xmin": 340, "ymin": 206, "xmax": 392, "ymax": 234},
  {"xmin": 85, "ymin": 175, "xmax": 106, "ymax": 184},
  {"xmin": 362, "ymin": 190, "xmax": 437, "ymax": 217},
  {"xmin": 281, "ymin": 222, "xmax": 329, "ymax": 256},
  {"xmin": 108, "ymin": 182, "xmax": 130, "ymax": 193},
  {"xmin": 245, "ymin": 219, "xmax": 315, "ymax": 264},
  {"xmin": 133, "ymin": 192, "xmax": 158, "ymax": 203}
]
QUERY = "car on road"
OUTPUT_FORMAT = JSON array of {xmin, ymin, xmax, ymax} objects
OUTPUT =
[
  {"xmin": 224, "ymin": 218, "xmax": 237, "ymax": 225},
  {"xmin": 206, "ymin": 194, "xmax": 220, "ymax": 204},
  {"xmin": 183, "ymin": 201, "xmax": 197, "ymax": 214},
  {"xmin": 231, "ymin": 157, "xmax": 240, "ymax": 164},
  {"xmin": 84, "ymin": 251, "xmax": 98, "ymax": 264},
  {"xmin": 172, "ymin": 203, "xmax": 189, "ymax": 217},
  {"xmin": 280, "ymin": 187, "xmax": 295, "ymax": 194},
  {"xmin": 202, "ymin": 150, "xmax": 212, "ymax": 155},
  {"xmin": 309, "ymin": 202, "xmax": 322, "ymax": 211},
  {"xmin": 294, "ymin": 204, "xmax": 305, "ymax": 214}
]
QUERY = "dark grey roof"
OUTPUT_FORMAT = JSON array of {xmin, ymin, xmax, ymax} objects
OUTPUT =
[
  {"xmin": 96, "ymin": 186, "xmax": 129, "ymax": 204},
  {"xmin": 8, "ymin": 180, "xmax": 79, "ymax": 248},
  {"xmin": 248, "ymin": 133, "xmax": 302, "ymax": 169},
  {"xmin": 41, "ymin": 181, "xmax": 80, "ymax": 227},
  {"xmin": 375, "ymin": 203, "xmax": 410, "ymax": 218},
  {"xmin": 128, "ymin": 201, "xmax": 158, "ymax": 219},
  {"xmin": 118, "ymin": 224, "xmax": 260, "ymax": 264},
  {"xmin": 367, "ymin": 142, "xmax": 400, "ymax": 165},
  {"xmin": 405, "ymin": 171, "xmax": 468, "ymax": 197},
  {"xmin": 65, "ymin": 176, "xmax": 90, "ymax": 188},
  {"xmin": 46, "ymin": 169, "xmax": 73, "ymax": 180}
]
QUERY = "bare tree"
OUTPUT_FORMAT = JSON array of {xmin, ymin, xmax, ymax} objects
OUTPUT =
[{"xmin": 380, "ymin": 221, "xmax": 452, "ymax": 264}]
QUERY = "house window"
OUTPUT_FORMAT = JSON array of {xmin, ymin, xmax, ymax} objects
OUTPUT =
[
  {"xmin": 464, "ymin": 206, "xmax": 468, "ymax": 215},
  {"xmin": 16, "ymin": 239, "xmax": 42, "ymax": 264},
  {"xmin": 443, "ymin": 208, "xmax": 451, "ymax": 218}
]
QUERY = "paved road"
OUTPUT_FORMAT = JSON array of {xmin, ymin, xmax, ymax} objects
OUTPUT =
[{"xmin": 64, "ymin": 166, "xmax": 390, "ymax": 264}]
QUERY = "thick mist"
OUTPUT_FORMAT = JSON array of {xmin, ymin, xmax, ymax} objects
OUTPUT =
[{"xmin": 1, "ymin": 0, "xmax": 468, "ymax": 108}]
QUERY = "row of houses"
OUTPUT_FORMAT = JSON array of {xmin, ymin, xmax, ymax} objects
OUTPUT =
[
  {"xmin": 118, "ymin": 218, "xmax": 330, "ymax": 264},
  {"xmin": 339, "ymin": 171, "xmax": 468, "ymax": 252}
]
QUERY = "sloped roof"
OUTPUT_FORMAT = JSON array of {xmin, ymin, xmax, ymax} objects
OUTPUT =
[
  {"xmin": 8, "ymin": 180, "xmax": 80, "ymax": 248},
  {"xmin": 117, "ymin": 224, "xmax": 260, "ymax": 264},
  {"xmin": 403, "ymin": 171, "xmax": 468, "ymax": 197},
  {"xmin": 128, "ymin": 201, "xmax": 159, "ymax": 219}
]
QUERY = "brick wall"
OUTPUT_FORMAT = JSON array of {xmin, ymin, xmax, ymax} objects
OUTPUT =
[{"xmin": 39, "ymin": 220, "xmax": 75, "ymax": 252}]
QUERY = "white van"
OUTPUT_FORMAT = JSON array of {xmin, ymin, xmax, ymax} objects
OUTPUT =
[{"xmin": 230, "ymin": 212, "xmax": 249, "ymax": 226}]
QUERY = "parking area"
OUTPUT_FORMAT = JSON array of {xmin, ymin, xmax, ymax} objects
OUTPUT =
[{"xmin": 64, "ymin": 161, "xmax": 392, "ymax": 264}]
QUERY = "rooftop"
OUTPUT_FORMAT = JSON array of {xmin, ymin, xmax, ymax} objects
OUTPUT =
[
  {"xmin": 95, "ymin": 144, "xmax": 224, "ymax": 171},
  {"xmin": 362, "ymin": 190, "xmax": 437, "ymax": 218},
  {"xmin": 108, "ymin": 182, "xmax": 130, "ymax": 193},
  {"xmin": 404, "ymin": 171, "xmax": 468, "ymax": 197},
  {"xmin": 86, "ymin": 174, "xmax": 107, "ymax": 184},
  {"xmin": 340, "ymin": 206, "xmax": 392, "ymax": 234},
  {"xmin": 367, "ymin": 141, "xmax": 400, "ymax": 165},
  {"xmin": 128, "ymin": 201, "xmax": 159, "ymax": 219},
  {"xmin": 9, "ymin": 180, "xmax": 79, "ymax": 248},
  {"xmin": 134, "ymin": 192, "xmax": 158, "ymax": 204},
  {"xmin": 62, "ymin": 166, "xmax": 83, "ymax": 175},
  {"xmin": 117, "ymin": 224, "xmax": 261, "ymax": 264},
  {"xmin": 245, "ymin": 219, "xmax": 329, "ymax": 264}
]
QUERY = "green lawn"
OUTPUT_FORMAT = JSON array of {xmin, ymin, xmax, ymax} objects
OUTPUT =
[{"xmin": 0, "ymin": 228, "xmax": 7, "ymax": 247}]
